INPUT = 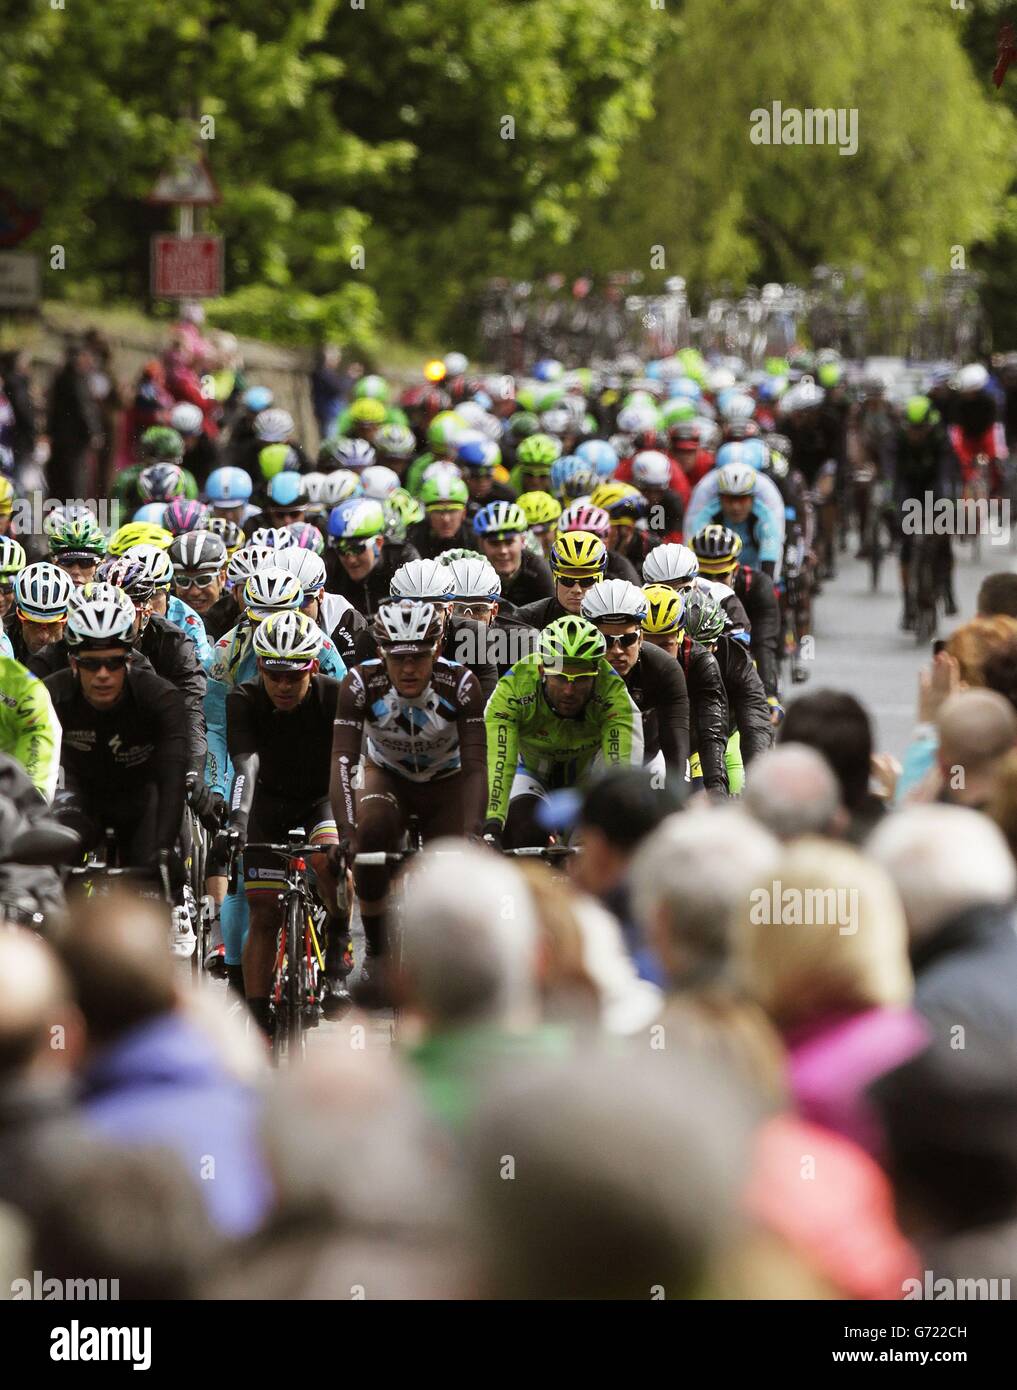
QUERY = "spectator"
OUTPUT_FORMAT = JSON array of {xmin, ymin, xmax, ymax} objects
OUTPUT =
[
  {"xmin": 947, "ymin": 614, "xmax": 1017, "ymax": 687},
  {"xmin": 779, "ymin": 689, "xmax": 884, "ymax": 842},
  {"xmin": 869, "ymin": 805, "xmax": 1017, "ymax": 1046},
  {"xmin": 56, "ymin": 889, "xmax": 274, "ymax": 1236},
  {"xmin": 743, "ymin": 743, "xmax": 846, "ymax": 840},
  {"xmin": 933, "ymin": 690, "xmax": 1017, "ymax": 808},
  {"xmin": 978, "ymin": 571, "xmax": 1017, "ymax": 619},
  {"xmin": 46, "ymin": 343, "xmax": 102, "ymax": 500},
  {"xmin": 734, "ymin": 838, "xmax": 927, "ymax": 1156},
  {"xmin": 1, "ymin": 350, "xmax": 37, "ymax": 472},
  {"xmin": 311, "ymin": 344, "xmax": 350, "ymax": 438}
]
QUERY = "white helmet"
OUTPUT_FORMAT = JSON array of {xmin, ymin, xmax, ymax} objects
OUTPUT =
[
  {"xmin": 302, "ymin": 471, "xmax": 328, "ymax": 507},
  {"xmin": 124, "ymin": 543, "xmax": 174, "ymax": 589},
  {"xmin": 719, "ymin": 391, "xmax": 756, "ymax": 422},
  {"xmin": 421, "ymin": 461, "xmax": 464, "ymax": 486},
  {"xmin": 14, "ymin": 562, "xmax": 75, "ymax": 621},
  {"xmin": 250, "ymin": 525, "xmax": 296, "ymax": 551},
  {"xmin": 443, "ymin": 351, "xmax": 469, "ymax": 378},
  {"xmin": 374, "ymin": 599, "xmax": 443, "ymax": 650},
  {"xmin": 956, "ymin": 363, "xmax": 989, "ymax": 393},
  {"xmin": 169, "ymin": 402, "xmax": 204, "ymax": 436},
  {"xmin": 716, "ymin": 463, "xmax": 757, "ymax": 497},
  {"xmin": 243, "ymin": 566, "xmax": 303, "ymax": 619},
  {"xmin": 226, "ymin": 545, "xmax": 276, "ymax": 590},
  {"xmin": 389, "ymin": 558, "xmax": 455, "ymax": 601},
  {"xmin": 273, "ymin": 547, "xmax": 327, "ymax": 596},
  {"xmin": 580, "ymin": 578, "xmax": 649, "ymax": 623},
  {"xmin": 616, "ymin": 403, "xmax": 658, "ymax": 435},
  {"xmin": 64, "ymin": 583, "xmax": 135, "ymax": 648},
  {"xmin": 631, "ymin": 450, "xmax": 672, "ymax": 488},
  {"xmin": 708, "ymin": 367, "xmax": 736, "ymax": 393},
  {"xmin": 445, "ymin": 555, "xmax": 501, "ymax": 601},
  {"xmin": 781, "ymin": 377, "xmax": 825, "ymax": 413},
  {"xmin": 254, "ymin": 408, "xmax": 295, "ymax": 442},
  {"xmin": 321, "ymin": 469, "xmax": 363, "ymax": 508},
  {"xmin": 642, "ymin": 543, "xmax": 700, "ymax": 586},
  {"xmin": 360, "ymin": 465, "xmax": 402, "ymax": 501},
  {"xmin": 252, "ymin": 610, "xmax": 323, "ymax": 665}
]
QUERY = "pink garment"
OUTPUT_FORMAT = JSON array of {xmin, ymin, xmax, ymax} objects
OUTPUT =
[{"xmin": 785, "ymin": 1007, "xmax": 929, "ymax": 1157}]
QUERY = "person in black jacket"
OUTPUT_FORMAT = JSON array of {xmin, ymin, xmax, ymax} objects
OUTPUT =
[
  {"xmin": 683, "ymin": 588, "xmax": 772, "ymax": 768},
  {"xmin": 46, "ymin": 344, "xmax": 102, "ymax": 502},
  {"xmin": 442, "ymin": 553, "xmax": 538, "ymax": 677},
  {"xmin": 324, "ymin": 534, "xmax": 418, "ymax": 617},
  {"xmin": 473, "ymin": 501, "xmax": 556, "ymax": 609},
  {"xmin": 690, "ymin": 526, "xmax": 781, "ymax": 703}
]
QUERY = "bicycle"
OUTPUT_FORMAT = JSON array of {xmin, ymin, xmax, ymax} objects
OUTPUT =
[
  {"xmin": 910, "ymin": 530, "xmax": 939, "ymax": 645},
  {"xmin": 352, "ymin": 815, "xmax": 425, "ymax": 1028}
]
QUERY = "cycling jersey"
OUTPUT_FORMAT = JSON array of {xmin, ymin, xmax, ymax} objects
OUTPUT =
[
  {"xmin": 407, "ymin": 518, "xmax": 476, "ymax": 560},
  {"xmin": 164, "ymin": 593, "xmax": 214, "ymax": 669},
  {"xmin": 604, "ymin": 549, "xmax": 642, "ymax": 584},
  {"xmin": 0, "ymin": 655, "xmax": 61, "ymax": 802},
  {"xmin": 621, "ymin": 640, "xmax": 690, "ymax": 773},
  {"xmin": 484, "ymin": 655, "xmax": 643, "ymax": 826},
  {"xmin": 137, "ymin": 612, "xmax": 208, "ymax": 780},
  {"xmin": 201, "ymin": 591, "xmax": 241, "ymax": 642},
  {"xmin": 324, "ymin": 539, "xmax": 419, "ymax": 617},
  {"xmin": 499, "ymin": 549, "xmax": 555, "ymax": 608},
  {"xmin": 731, "ymin": 566, "xmax": 781, "ymax": 698},
  {"xmin": 673, "ymin": 635, "xmax": 730, "ymax": 794},
  {"xmin": 0, "ymin": 628, "xmax": 12, "ymax": 660},
  {"xmin": 711, "ymin": 634, "xmax": 773, "ymax": 765}
]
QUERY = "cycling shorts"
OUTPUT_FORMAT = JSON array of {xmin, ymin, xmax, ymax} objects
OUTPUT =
[{"xmin": 243, "ymin": 791, "xmax": 337, "ymax": 896}]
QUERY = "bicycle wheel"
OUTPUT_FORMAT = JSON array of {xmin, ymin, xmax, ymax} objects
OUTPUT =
[
  {"xmin": 285, "ymin": 892, "xmax": 305, "ymax": 1061},
  {"xmin": 869, "ymin": 517, "xmax": 883, "ymax": 592}
]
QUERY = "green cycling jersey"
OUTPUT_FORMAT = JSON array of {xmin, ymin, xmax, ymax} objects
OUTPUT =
[
  {"xmin": 0, "ymin": 655, "xmax": 62, "ymax": 802},
  {"xmin": 484, "ymin": 653, "xmax": 643, "ymax": 825}
]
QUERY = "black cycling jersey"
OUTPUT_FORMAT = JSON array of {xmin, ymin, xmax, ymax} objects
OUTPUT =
[
  {"xmin": 202, "ymin": 591, "xmax": 240, "ymax": 642},
  {"xmin": 731, "ymin": 565, "xmax": 781, "ymax": 699},
  {"xmin": 407, "ymin": 518, "xmax": 475, "ymax": 560},
  {"xmin": 136, "ymin": 612, "xmax": 208, "ymax": 780},
  {"xmin": 466, "ymin": 482, "xmax": 518, "ymax": 520},
  {"xmin": 622, "ymin": 639, "xmax": 690, "ymax": 774},
  {"xmin": 674, "ymin": 635, "xmax": 730, "ymax": 793},
  {"xmin": 604, "ymin": 549, "xmax": 641, "ymax": 584},
  {"xmin": 514, "ymin": 594, "xmax": 569, "ymax": 629},
  {"xmin": 225, "ymin": 675, "xmax": 340, "ymax": 829},
  {"xmin": 711, "ymin": 634, "xmax": 773, "ymax": 764},
  {"xmin": 324, "ymin": 539, "xmax": 419, "ymax": 616},
  {"xmin": 46, "ymin": 665, "xmax": 189, "ymax": 858},
  {"xmin": 499, "ymin": 549, "xmax": 555, "ymax": 607}
]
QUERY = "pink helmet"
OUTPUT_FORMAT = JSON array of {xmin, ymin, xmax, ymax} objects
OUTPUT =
[{"xmin": 558, "ymin": 501, "xmax": 610, "ymax": 540}]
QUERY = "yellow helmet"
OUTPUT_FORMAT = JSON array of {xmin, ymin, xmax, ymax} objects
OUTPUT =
[
  {"xmin": 590, "ymin": 481, "xmax": 644, "ymax": 524},
  {"xmin": 641, "ymin": 583, "xmax": 686, "ymax": 636},
  {"xmin": 0, "ymin": 478, "xmax": 14, "ymax": 516},
  {"xmin": 549, "ymin": 529, "xmax": 607, "ymax": 576},
  {"xmin": 516, "ymin": 490, "xmax": 562, "ymax": 528},
  {"xmin": 108, "ymin": 521, "xmax": 174, "ymax": 556},
  {"xmin": 349, "ymin": 397, "xmax": 386, "ymax": 425}
]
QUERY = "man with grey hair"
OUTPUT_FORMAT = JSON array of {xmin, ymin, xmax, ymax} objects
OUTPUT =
[
  {"xmin": 869, "ymin": 805, "xmax": 1017, "ymax": 1043},
  {"xmin": 936, "ymin": 689, "xmax": 1017, "ymax": 810},
  {"xmin": 743, "ymin": 743, "xmax": 846, "ymax": 840}
]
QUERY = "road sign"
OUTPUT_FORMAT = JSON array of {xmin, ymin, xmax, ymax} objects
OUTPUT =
[
  {"xmin": 148, "ymin": 156, "xmax": 221, "ymax": 207},
  {"xmin": 0, "ymin": 190, "xmax": 41, "ymax": 249},
  {"xmin": 151, "ymin": 235, "xmax": 223, "ymax": 299},
  {"xmin": 0, "ymin": 252, "xmax": 41, "ymax": 309}
]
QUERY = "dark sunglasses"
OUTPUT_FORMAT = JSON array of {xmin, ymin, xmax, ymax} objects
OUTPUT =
[
  {"xmin": 0, "ymin": 582, "xmax": 14, "ymax": 596},
  {"xmin": 174, "ymin": 572, "xmax": 218, "ymax": 590},
  {"xmin": 337, "ymin": 540, "xmax": 369, "ymax": 556},
  {"xmin": 261, "ymin": 665, "xmax": 312, "ymax": 685},
  {"xmin": 75, "ymin": 654, "xmax": 129, "ymax": 672},
  {"xmin": 269, "ymin": 509, "xmax": 305, "ymax": 522},
  {"xmin": 556, "ymin": 575, "xmax": 600, "ymax": 589},
  {"xmin": 603, "ymin": 631, "xmax": 641, "ymax": 650}
]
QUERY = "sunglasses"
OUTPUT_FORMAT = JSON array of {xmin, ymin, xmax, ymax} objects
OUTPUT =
[
  {"xmin": 55, "ymin": 556, "xmax": 97, "ymax": 569},
  {"xmin": 544, "ymin": 666, "xmax": 597, "ymax": 682},
  {"xmin": 451, "ymin": 600, "xmax": 495, "ymax": 619},
  {"xmin": 269, "ymin": 509, "xmax": 305, "ymax": 522},
  {"xmin": 603, "ymin": 631, "xmax": 641, "ymax": 650},
  {"xmin": 337, "ymin": 541, "xmax": 369, "ymax": 556},
  {"xmin": 174, "ymin": 572, "xmax": 219, "ymax": 590},
  {"xmin": 75, "ymin": 654, "xmax": 129, "ymax": 672},
  {"xmin": 0, "ymin": 582, "xmax": 14, "ymax": 596},
  {"xmin": 556, "ymin": 575, "xmax": 601, "ymax": 589},
  {"xmin": 261, "ymin": 664, "xmax": 312, "ymax": 684}
]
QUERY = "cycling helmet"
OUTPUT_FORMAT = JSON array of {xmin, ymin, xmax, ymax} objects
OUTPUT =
[
  {"xmin": 538, "ymin": 616, "xmax": 606, "ymax": 669},
  {"xmin": 266, "ymin": 471, "xmax": 308, "ymax": 508},
  {"xmin": 669, "ymin": 376, "xmax": 702, "ymax": 402},
  {"xmin": 64, "ymin": 584, "xmax": 135, "ymax": 649},
  {"xmin": 163, "ymin": 498, "xmax": 210, "ymax": 536},
  {"xmin": 138, "ymin": 462, "xmax": 186, "ymax": 502},
  {"xmin": 473, "ymin": 501, "xmax": 528, "ymax": 537},
  {"xmin": 327, "ymin": 437, "xmax": 376, "ymax": 473},
  {"xmin": 206, "ymin": 466, "xmax": 254, "ymax": 506},
  {"xmin": 373, "ymin": 599, "xmax": 443, "ymax": 652},
  {"xmin": 641, "ymin": 584, "xmax": 686, "ymax": 636},
  {"xmin": 531, "ymin": 358, "xmax": 563, "ymax": 383},
  {"xmin": 456, "ymin": 434, "xmax": 502, "ymax": 471},
  {"xmin": 574, "ymin": 439, "xmax": 619, "ymax": 480},
  {"xmin": 169, "ymin": 402, "xmax": 204, "ymax": 436},
  {"xmin": 14, "ymin": 563, "xmax": 74, "ymax": 621},
  {"xmin": 558, "ymin": 501, "xmax": 610, "ymax": 540},
  {"xmin": 169, "ymin": 531, "xmax": 228, "ymax": 575},
  {"xmin": 445, "ymin": 556, "xmax": 501, "ymax": 602},
  {"xmin": 426, "ymin": 411, "xmax": 466, "ymax": 452},
  {"xmin": 780, "ymin": 377, "xmax": 825, "ymax": 413},
  {"xmin": 708, "ymin": 367, "xmax": 736, "ymax": 394},
  {"xmin": 516, "ymin": 491, "xmax": 562, "ymax": 528},
  {"xmin": 132, "ymin": 503, "xmax": 168, "ymax": 527},
  {"xmin": 718, "ymin": 391, "xmax": 756, "ymax": 423},
  {"xmin": 273, "ymin": 547, "xmax": 327, "ymax": 596},
  {"xmin": 389, "ymin": 558, "xmax": 455, "ymax": 601},
  {"xmin": 43, "ymin": 504, "xmax": 91, "ymax": 538},
  {"xmin": 0, "ymin": 536, "xmax": 26, "ymax": 582},
  {"xmin": 549, "ymin": 454, "xmax": 583, "ymax": 495},
  {"xmin": 243, "ymin": 567, "xmax": 303, "ymax": 620},
  {"xmin": 254, "ymin": 408, "xmax": 295, "ymax": 443},
  {"xmin": 360, "ymin": 465, "xmax": 402, "ymax": 501},
  {"xmin": 107, "ymin": 521, "xmax": 173, "ymax": 556},
  {"xmin": 285, "ymin": 521, "xmax": 326, "ymax": 555},
  {"xmin": 243, "ymin": 387, "xmax": 273, "ymax": 413},
  {"xmin": 374, "ymin": 423, "xmax": 416, "ymax": 460},
  {"xmin": 817, "ymin": 361, "xmax": 843, "ymax": 390},
  {"xmin": 328, "ymin": 497, "xmax": 386, "ymax": 541},
  {"xmin": 956, "ymin": 363, "xmax": 989, "ymax": 393},
  {"xmin": 516, "ymin": 433, "xmax": 563, "ymax": 472},
  {"xmin": 716, "ymin": 463, "xmax": 757, "ymax": 497},
  {"xmin": 139, "ymin": 426, "xmax": 184, "ymax": 463},
  {"xmin": 321, "ymin": 470, "xmax": 363, "ymax": 508},
  {"xmin": 301, "ymin": 472, "xmax": 328, "ymax": 510},
  {"xmin": 716, "ymin": 439, "xmax": 767, "ymax": 472},
  {"xmin": 420, "ymin": 473, "xmax": 469, "ymax": 510},
  {"xmin": 353, "ymin": 373, "xmax": 390, "ymax": 403},
  {"xmin": 226, "ymin": 545, "xmax": 275, "ymax": 590},
  {"xmin": 384, "ymin": 489, "xmax": 425, "ymax": 535},
  {"xmin": 905, "ymin": 395, "xmax": 936, "ymax": 426},
  {"xmin": 253, "ymin": 610, "xmax": 323, "ymax": 667},
  {"xmin": 348, "ymin": 397, "xmax": 386, "ymax": 427},
  {"xmin": 631, "ymin": 450, "xmax": 672, "ymax": 488},
  {"xmin": 690, "ymin": 524, "xmax": 743, "ymax": 575},
  {"xmin": 540, "ymin": 406, "xmax": 573, "ymax": 439},
  {"xmin": 507, "ymin": 411, "xmax": 540, "ymax": 440},
  {"xmin": 642, "ymin": 543, "xmax": 699, "ymax": 586},
  {"xmin": 660, "ymin": 398, "xmax": 697, "ymax": 429},
  {"xmin": 96, "ymin": 556, "xmax": 156, "ymax": 602},
  {"xmin": 683, "ymin": 586, "xmax": 727, "ymax": 644},
  {"xmin": 589, "ymin": 481, "xmax": 646, "ymax": 523},
  {"xmin": 48, "ymin": 515, "xmax": 107, "ymax": 561},
  {"xmin": 202, "ymin": 515, "xmax": 246, "ymax": 554},
  {"xmin": 549, "ymin": 530, "xmax": 607, "ymax": 576},
  {"xmin": 250, "ymin": 525, "xmax": 296, "ymax": 550},
  {"xmin": 580, "ymin": 579, "xmax": 648, "ymax": 624},
  {"xmin": 258, "ymin": 444, "xmax": 300, "ymax": 481},
  {"xmin": 616, "ymin": 403, "xmax": 660, "ymax": 436},
  {"xmin": 124, "ymin": 543, "xmax": 174, "ymax": 590}
]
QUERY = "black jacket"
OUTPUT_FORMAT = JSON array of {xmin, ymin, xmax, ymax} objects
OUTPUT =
[
  {"xmin": 605, "ymin": 549, "xmax": 641, "ymax": 584},
  {"xmin": 675, "ymin": 635, "xmax": 729, "ymax": 792},
  {"xmin": 407, "ymin": 518, "xmax": 474, "ymax": 560},
  {"xmin": 137, "ymin": 612, "xmax": 208, "ymax": 779},
  {"xmin": 515, "ymin": 595, "xmax": 569, "ymax": 629},
  {"xmin": 712, "ymin": 634, "xmax": 773, "ymax": 765},
  {"xmin": 325, "ymin": 539, "xmax": 419, "ymax": 617},
  {"xmin": 623, "ymin": 640, "xmax": 690, "ymax": 774},
  {"xmin": 500, "ymin": 549, "xmax": 555, "ymax": 608},
  {"xmin": 202, "ymin": 591, "xmax": 241, "ymax": 642},
  {"xmin": 731, "ymin": 565, "xmax": 781, "ymax": 699}
]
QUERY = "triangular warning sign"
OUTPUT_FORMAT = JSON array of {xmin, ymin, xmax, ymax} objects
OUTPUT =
[{"xmin": 148, "ymin": 156, "xmax": 221, "ymax": 206}]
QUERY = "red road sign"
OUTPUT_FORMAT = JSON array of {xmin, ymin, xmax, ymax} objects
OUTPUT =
[{"xmin": 151, "ymin": 235, "xmax": 223, "ymax": 299}]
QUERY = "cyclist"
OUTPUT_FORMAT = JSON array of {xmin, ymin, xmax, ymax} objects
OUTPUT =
[
  {"xmin": 111, "ymin": 426, "xmax": 198, "ymax": 513},
  {"xmin": 690, "ymin": 525, "xmax": 781, "ymax": 706},
  {"xmin": 642, "ymin": 541, "xmax": 752, "ymax": 639},
  {"xmin": 639, "ymin": 584, "xmax": 730, "ymax": 796},
  {"xmin": 444, "ymin": 552, "xmax": 538, "ymax": 675},
  {"xmin": 331, "ymin": 600, "xmax": 487, "ymax": 995},
  {"xmin": 579, "ymin": 579, "xmax": 690, "ymax": 784},
  {"xmin": 5, "ymin": 563, "xmax": 74, "ymax": 671},
  {"xmin": 557, "ymin": 501, "xmax": 641, "ymax": 583},
  {"xmin": 0, "ymin": 652, "xmax": 62, "ymax": 803},
  {"xmin": 48, "ymin": 514, "xmax": 107, "ymax": 587},
  {"xmin": 0, "ymin": 536, "xmax": 27, "ymax": 622},
  {"xmin": 272, "ymin": 546, "xmax": 367, "ymax": 666},
  {"xmin": 516, "ymin": 490, "xmax": 562, "ymax": 561},
  {"xmin": 507, "ymin": 432, "xmax": 562, "ymax": 496},
  {"xmin": 123, "ymin": 542, "xmax": 214, "ymax": 668},
  {"xmin": 217, "ymin": 611, "xmax": 349, "ymax": 1034},
  {"xmin": 107, "ymin": 519, "xmax": 173, "ymax": 559},
  {"xmin": 482, "ymin": 615, "xmax": 643, "ymax": 849},
  {"xmin": 685, "ymin": 462, "xmax": 782, "ymax": 580},
  {"xmin": 260, "ymin": 471, "xmax": 309, "ymax": 529},
  {"xmin": 205, "ymin": 465, "xmax": 261, "ymax": 529},
  {"xmin": 515, "ymin": 529, "xmax": 607, "ymax": 628},
  {"xmin": 325, "ymin": 497, "xmax": 418, "ymax": 614},
  {"xmin": 589, "ymin": 481, "xmax": 655, "ymax": 569},
  {"xmin": 458, "ymin": 434, "xmax": 515, "ymax": 514},
  {"xmin": 950, "ymin": 362, "xmax": 1008, "ymax": 500},
  {"xmin": 47, "ymin": 585, "xmax": 189, "ymax": 882},
  {"xmin": 473, "ymin": 500, "xmax": 553, "ymax": 608},
  {"xmin": 408, "ymin": 472, "xmax": 474, "ymax": 558},
  {"xmin": 891, "ymin": 395, "xmax": 960, "ymax": 629},
  {"xmin": 168, "ymin": 530, "xmax": 237, "ymax": 640}
]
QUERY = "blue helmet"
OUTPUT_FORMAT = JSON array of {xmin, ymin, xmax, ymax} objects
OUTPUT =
[
  {"xmin": 266, "ymin": 470, "xmax": 308, "ymax": 507},
  {"xmin": 715, "ymin": 439, "xmax": 769, "ymax": 473},
  {"xmin": 574, "ymin": 439, "xmax": 619, "ymax": 480},
  {"xmin": 456, "ymin": 434, "xmax": 501, "ymax": 471},
  {"xmin": 327, "ymin": 496, "xmax": 386, "ymax": 540},
  {"xmin": 206, "ymin": 466, "xmax": 254, "ymax": 505},
  {"xmin": 549, "ymin": 454, "xmax": 585, "ymax": 495},
  {"xmin": 668, "ymin": 376, "xmax": 702, "ymax": 402},
  {"xmin": 242, "ymin": 386, "xmax": 273, "ymax": 413},
  {"xmin": 532, "ymin": 358, "xmax": 564, "ymax": 383},
  {"xmin": 132, "ymin": 502, "xmax": 167, "ymax": 526}
]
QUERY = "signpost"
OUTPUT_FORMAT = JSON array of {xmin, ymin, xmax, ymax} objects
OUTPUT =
[
  {"xmin": 0, "ymin": 252, "xmax": 41, "ymax": 310},
  {"xmin": 148, "ymin": 155, "xmax": 223, "ymax": 300}
]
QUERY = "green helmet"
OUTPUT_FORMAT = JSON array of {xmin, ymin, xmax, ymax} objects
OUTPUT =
[
  {"xmin": 427, "ymin": 411, "xmax": 465, "ymax": 451},
  {"xmin": 439, "ymin": 547, "xmax": 486, "ymax": 565},
  {"xmin": 516, "ymin": 433, "xmax": 562, "ymax": 472},
  {"xmin": 258, "ymin": 443, "xmax": 299, "ymax": 480},
  {"xmin": 682, "ymin": 586, "xmax": 727, "ymax": 644},
  {"xmin": 660, "ymin": 398, "xmax": 696, "ymax": 429},
  {"xmin": 508, "ymin": 411, "xmax": 540, "ymax": 439},
  {"xmin": 420, "ymin": 473, "xmax": 469, "ymax": 510},
  {"xmin": 906, "ymin": 395, "xmax": 937, "ymax": 427},
  {"xmin": 539, "ymin": 615, "xmax": 606, "ymax": 669},
  {"xmin": 375, "ymin": 423, "xmax": 416, "ymax": 460},
  {"xmin": 353, "ymin": 373, "xmax": 390, "ymax": 403},
  {"xmin": 48, "ymin": 514, "xmax": 108, "ymax": 558},
  {"xmin": 140, "ymin": 426, "xmax": 185, "ymax": 464},
  {"xmin": 817, "ymin": 361, "xmax": 842, "ymax": 389},
  {"xmin": 384, "ymin": 488, "xmax": 425, "ymax": 536}
]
